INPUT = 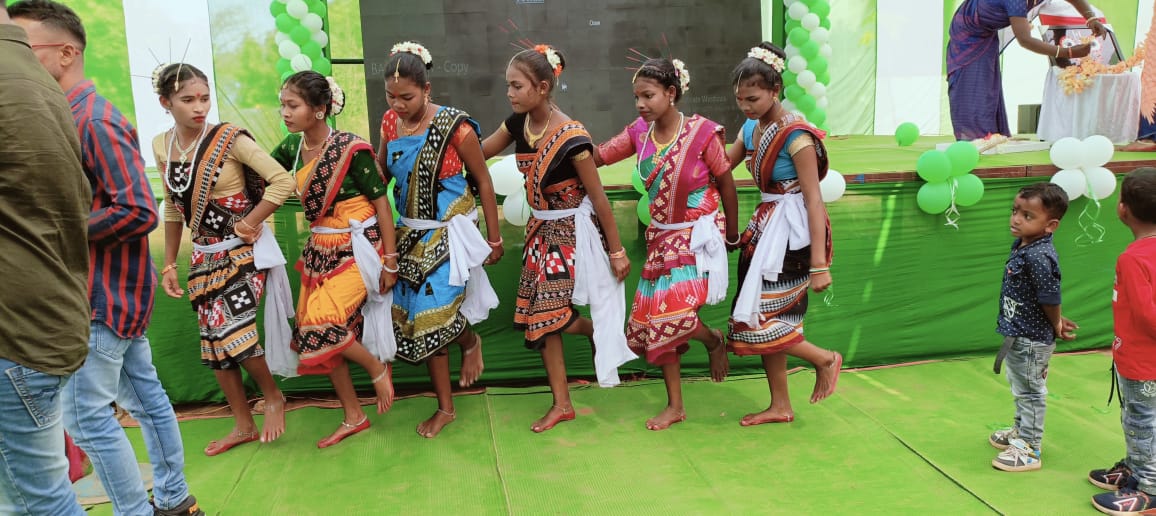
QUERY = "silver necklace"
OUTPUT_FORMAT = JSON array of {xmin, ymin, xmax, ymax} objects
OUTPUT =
[
  {"xmin": 292, "ymin": 126, "xmax": 333, "ymax": 195},
  {"xmin": 163, "ymin": 124, "xmax": 208, "ymax": 195},
  {"xmin": 635, "ymin": 112, "xmax": 683, "ymax": 190}
]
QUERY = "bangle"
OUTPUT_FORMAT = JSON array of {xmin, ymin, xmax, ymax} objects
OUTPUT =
[
  {"xmin": 608, "ymin": 247, "xmax": 627, "ymax": 259},
  {"xmin": 725, "ymin": 235, "xmax": 741, "ymax": 246},
  {"xmin": 161, "ymin": 263, "xmax": 178, "ymax": 274},
  {"xmin": 382, "ymin": 262, "xmax": 399, "ymax": 273},
  {"xmin": 809, "ymin": 268, "xmax": 830, "ymax": 274},
  {"xmin": 487, "ymin": 237, "xmax": 503, "ymax": 247},
  {"xmin": 1055, "ymin": 46, "xmax": 1061, "ymax": 59},
  {"xmin": 383, "ymin": 252, "xmax": 399, "ymax": 259}
]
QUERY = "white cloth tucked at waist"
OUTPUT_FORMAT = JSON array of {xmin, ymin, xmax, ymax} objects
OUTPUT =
[
  {"xmin": 310, "ymin": 215, "xmax": 397, "ymax": 363},
  {"xmin": 531, "ymin": 197, "xmax": 637, "ymax": 387},
  {"xmin": 731, "ymin": 192, "xmax": 810, "ymax": 326},
  {"xmin": 651, "ymin": 210, "xmax": 728, "ymax": 305},
  {"xmin": 398, "ymin": 209, "xmax": 498, "ymax": 324}
]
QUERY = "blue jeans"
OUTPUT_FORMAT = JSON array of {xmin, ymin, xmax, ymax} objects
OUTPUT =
[
  {"xmin": 1117, "ymin": 372, "xmax": 1156, "ymax": 494},
  {"xmin": 62, "ymin": 323, "xmax": 190, "ymax": 515},
  {"xmin": 0, "ymin": 357, "xmax": 85, "ymax": 515},
  {"xmin": 1004, "ymin": 336, "xmax": 1055, "ymax": 449}
]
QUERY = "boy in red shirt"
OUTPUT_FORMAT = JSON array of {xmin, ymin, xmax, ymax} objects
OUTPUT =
[{"xmin": 1089, "ymin": 168, "xmax": 1156, "ymax": 514}]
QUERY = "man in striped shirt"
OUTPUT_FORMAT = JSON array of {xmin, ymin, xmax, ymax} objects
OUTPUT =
[{"xmin": 10, "ymin": 1, "xmax": 202, "ymax": 515}]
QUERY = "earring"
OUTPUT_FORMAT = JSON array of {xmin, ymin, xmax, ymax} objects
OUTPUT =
[
  {"xmin": 669, "ymin": 99, "xmax": 674, "ymax": 106},
  {"xmin": 315, "ymin": 112, "xmax": 325, "ymax": 120}
]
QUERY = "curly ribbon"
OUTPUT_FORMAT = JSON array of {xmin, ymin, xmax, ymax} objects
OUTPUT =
[
  {"xmin": 822, "ymin": 285, "xmax": 836, "ymax": 307},
  {"xmin": 1075, "ymin": 173, "xmax": 1107, "ymax": 246},
  {"xmin": 943, "ymin": 178, "xmax": 961, "ymax": 229}
]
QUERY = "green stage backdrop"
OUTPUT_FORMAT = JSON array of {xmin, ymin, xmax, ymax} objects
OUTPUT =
[{"xmin": 146, "ymin": 177, "xmax": 1127, "ymax": 403}]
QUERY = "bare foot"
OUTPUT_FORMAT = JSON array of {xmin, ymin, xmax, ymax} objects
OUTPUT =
[
  {"xmin": 810, "ymin": 351, "xmax": 843, "ymax": 404},
  {"xmin": 739, "ymin": 408, "xmax": 795, "ymax": 427},
  {"xmin": 260, "ymin": 393, "xmax": 287, "ymax": 443},
  {"xmin": 372, "ymin": 363, "xmax": 395, "ymax": 414},
  {"xmin": 705, "ymin": 329, "xmax": 730, "ymax": 383},
  {"xmin": 459, "ymin": 333, "xmax": 484, "ymax": 388},
  {"xmin": 204, "ymin": 428, "xmax": 259, "ymax": 456},
  {"xmin": 645, "ymin": 406, "xmax": 686, "ymax": 431},
  {"xmin": 531, "ymin": 404, "xmax": 575, "ymax": 433},
  {"xmin": 416, "ymin": 408, "xmax": 456, "ymax": 438}
]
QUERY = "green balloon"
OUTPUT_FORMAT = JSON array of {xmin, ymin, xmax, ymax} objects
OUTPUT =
[
  {"xmin": 276, "ymin": 58, "xmax": 292, "ymax": 76},
  {"xmin": 954, "ymin": 174, "xmax": 985, "ymax": 207},
  {"xmin": 270, "ymin": 0, "xmax": 287, "ymax": 18},
  {"xmin": 307, "ymin": 0, "xmax": 327, "ymax": 17},
  {"xmin": 313, "ymin": 56, "xmax": 332, "ymax": 76},
  {"xmin": 945, "ymin": 141, "xmax": 980, "ymax": 176},
  {"xmin": 784, "ymin": 85, "xmax": 805, "ymax": 101},
  {"xmin": 785, "ymin": 20, "xmax": 802, "ymax": 36},
  {"xmin": 636, "ymin": 198, "xmax": 651, "ymax": 225},
  {"xmin": 820, "ymin": 17, "xmax": 832, "ymax": 30},
  {"xmin": 795, "ymin": 94, "xmax": 817, "ymax": 114},
  {"xmin": 916, "ymin": 150, "xmax": 952, "ymax": 183},
  {"xmin": 799, "ymin": 40, "xmax": 820, "ymax": 59},
  {"xmin": 808, "ymin": 56, "xmax": 828, "ymax": 75},
  {"xmin": 811, "ymin": 0, "xmax": 831, "ymax": 18},
  {"xmin": 632, "ymin": 169, "xmax": 646, "ymax": 194},
  {"xmin": 895, "ymin": 122, "xmax": 919, "ymax": 146},
  {"xmin": 917, "ymin": 182, "xmax": 953, "ymax": 214},
  {"xmin": 788, "ymin": 28, "xmax": 810, "ymax": 47},
  {"xmin": 280, "ymin": 70, "xmax": 293, "ymax": 83},
  {"xmin": 275, "ymin": 13, "xmax": 295, "ymax": 34},
  {"xmin": 782, "ymin": 70, "xmax": 798, "ymax": 88},
  {"xmin": 301, "ymin": 41, "xmax": 323, "ymax": 60},
  {"xmin": 807, "ymin": 108, "xmax": 827, "ymax": 126},
  {"xmin": 387, "ymin": 179, "xmax": 401, "ymax": 220},
  {"xmin": 290, "ymin": 25, "xmax": 312, "ymax": 46},
  {"xmin": 816, "ymin": 70, "xmax": 830, "ymax": 85}
]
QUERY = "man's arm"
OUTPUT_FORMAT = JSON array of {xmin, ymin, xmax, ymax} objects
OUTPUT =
[{"xmin": 84, "ymin": 119, "xmax": 158, "ymax": 244}]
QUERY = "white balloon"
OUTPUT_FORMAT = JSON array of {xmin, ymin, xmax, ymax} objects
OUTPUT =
[
  {"xmin": 810, "ymin": 27, "xmax": 830, "ymax": 44},
  {"xmin": 788, "ymin": 2, "xmax": 809, "ymax": 20},
  {"xmin": 784, "ymin": 44, "xmax": 801, "ymax": 59},
  {"xmin": 787, "ymin": 56, "xmax": 808, "ymax": 74},
  {"xmin": 301, "ymin": 13, "xmax": 324, "ymax": 32},
  {"xmin": 1084, "ymin": 166, "xmax": 1118, "ymax": 200},
  {"xmin": 801, "ymin": 13, "xmax": 821, "ymax": 31},
  {"xmin": 806, "ymin": 82, "xmax": 827, "ymax": 98},
  {"xmin": 502, "ymin": 189, "xmax": 531, "ymax": 226},
  {"xmin": 278, "ymin": 40, "xmax": 301, "ymax": 61},
  {"xmin": 797, "ymin": 70, "xmax": 817, "ymax": 88},
  {"xmin": 817, "ymin": 96, "xmax": 829, "ymax": 109},
  {"xmin": 1051, "ymin": 168, "xmax": 1087, "ymax": 199},
  {"xmin": 286, "ymin": 0, "xmax": 308, "ymax": 19},
  {"xmin": 820, "ymin": 44, "xmax": 833, "ymax": 58},
  {"xmin": 1049, "ymin": 137, "xmax": 1084, "ymax": 170},
  {"xmin": 820, "ymin": 169, "xmax": 846, "ymax": 202},
  {"xmin": 782, "ymin": 99, "xmax": 797, "ymax": 112},
  {"xmin": 311, "ymin": 30, "xmax": 329, "ymax": 48},
  {"xmin": 275, "ymin": 32, "xmax": 289, "ymax": 45},
  {"xmin": 290, "ymin": 54, "xmax": 313, "ymax": 72},
  {"xmin": 1082, "ymin": 134, "xmax": 1115, "ymax": 168},
  {"xmin": 784, "ymin": 0, "xmax": 798, "ymax": 6},
  {"xmin": 489, "ymin": 155, "xmax": 524, "ymax": 196}
]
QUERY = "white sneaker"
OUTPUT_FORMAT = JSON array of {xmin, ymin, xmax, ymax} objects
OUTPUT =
[{"xmin": 992, "ymin": 438, "xmax": 1041, "ymax": 472}]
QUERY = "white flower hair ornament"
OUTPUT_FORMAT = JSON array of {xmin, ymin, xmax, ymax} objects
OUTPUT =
[
  {"xmin": 326, "ymin": 76, "xmax": 346, "ymax": 116},
  {"xmin": 151, "ymin": 63, "xmax": 167, "ymax": 95},
  {"xmin": 747, "ymin": 47, "xmax": 785, "ymax": 73},
  {"xmin": 389, "ymin": 41, "xmax": 433, "ymax": 67},
  {"xmin": 671, "ymin": 59, "xmax": 690, "ymax": 94},
  {"xmin": 535, "ymin": 44, "xmax": 563, "ymax": 77}
]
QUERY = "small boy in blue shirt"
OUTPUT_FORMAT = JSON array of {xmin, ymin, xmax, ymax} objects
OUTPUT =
[{"xmin": 989, "ymin": 182, "xmax": 1077, "ymax": 472}]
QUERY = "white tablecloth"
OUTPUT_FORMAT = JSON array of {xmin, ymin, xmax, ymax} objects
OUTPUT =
[{"xmin": 1039, "ymin": 68, "xmax": 1139, "ymax": 144}]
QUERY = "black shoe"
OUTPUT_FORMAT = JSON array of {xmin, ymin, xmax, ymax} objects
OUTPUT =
[{"xmin": 154, "ymin": 495, "xmax": 205, "ymax": 516}]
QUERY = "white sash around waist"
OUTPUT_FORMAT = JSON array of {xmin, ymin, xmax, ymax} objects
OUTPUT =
[
  {"xmin": 310, "ymin": 215, "xmax": 397, "ymax": 363},
  {"xmin": 531, "ymin": 197, "xmax": 637, "ymax": 387},
  {"xmin": 192, "ymin": 225, "xmax": 298, "ymax": 378},
  {"xmin": 399, "ymin": 209, "xmax": 498, "ymax": 324},
  {"xmin": 731, "ymin": 192, "xmax": 811, "ymax": 326},
  {"xmin": 651, "ymin": 210, "xmax": 727, "ymax": 305}
]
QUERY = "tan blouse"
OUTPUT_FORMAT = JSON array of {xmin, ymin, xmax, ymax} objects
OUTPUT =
[{"xmin": 152, "ymin": 130, "xmax": 295, "ymax": 223}]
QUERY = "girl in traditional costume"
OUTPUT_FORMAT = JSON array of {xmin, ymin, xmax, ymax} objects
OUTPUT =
[
  {"xmin": 271, "ymin": 72, "xmax": 398, "ymax": 448},
  {"xmin": 377, "ymin": 42, "xmax": 503, "ymax": 438},
  {"xmin": 155, "ymin": 63, "xmax": 293, "ymax": 455},
  {"xmin": 725, "ymin": 43, "xmax": 842, "ymax": 426},
  {"xmin": 593, "ymin": 57, "xmax": 739, "ymax": 430},
  {"xmin": 481, "ymin": 44, "xmax": 634, "ymax": 433}
]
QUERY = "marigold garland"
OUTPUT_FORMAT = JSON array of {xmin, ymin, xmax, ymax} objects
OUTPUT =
[{"xmin": 1059, "ymin": 38, "xmax": 1145, "ymax": 95}]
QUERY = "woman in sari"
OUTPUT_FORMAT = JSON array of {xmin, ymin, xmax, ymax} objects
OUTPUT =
[
  {"xmin": 482, "ymin": 44, "xmax": 633, "ymax": 433},
  {"xmin": 725, "ymin": 43, "xmax": 842, "ymax": 426},
  {"xmin": 377, "ymin": 42, "xmax": 504, "ymax": 438},
  {"xmin": 947, "ymin": 0, "xmax": 1102, "ymax": 140},
  {"xmin": 271, "ymin": 71, "xmax": 398, "ymax": 448},
  {"xmin": 593, "ymin": 57, "xmax": 739, "ymax": 430},
  {"xmin": 155, "ymin": 63, "xmax": 293, "ymax": 454}
]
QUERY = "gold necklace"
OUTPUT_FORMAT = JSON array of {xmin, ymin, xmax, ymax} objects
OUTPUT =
[
  {"xmin": 172, "ymin": 125, "xmax": 206, "ymax": 162},
  {"xmin": 651, "ymin": 112, "xmax": 684, "ymax": 148},
  {"xmin": 525, "ymin": 107, "xmax": 553, "ymax": 145},
  {"xmin": 401, "ymin": 104, "xmax": 428, "ymax": 136}
]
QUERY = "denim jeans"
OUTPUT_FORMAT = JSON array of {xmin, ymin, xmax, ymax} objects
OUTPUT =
[
  {"xmin": 1117, "ymin": 372, "xmax": 1156, "ymax": 494},
  {"xmin": 0, "ymin": 357, "xmax": 85, "ymax": 515},
  {"xmin": 1004, "ymin": 336, "xmax": 1055, "ymax": 449},
  {"xmin": 62, "ymin": 323, "xmax": 190, "ymax": 515}
]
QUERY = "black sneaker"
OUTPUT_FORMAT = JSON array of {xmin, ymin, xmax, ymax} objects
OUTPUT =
[
  {"xmin": 1091, "ymin": 461, "xmax": 1136, "ymax": 491},
  {"xmin": 155, "ymin": 495, "xmax": 205, "ymax": 516},
  {"xmin": 1091, "ymin": 485, "xmax": 1156, "ymax": 515}
]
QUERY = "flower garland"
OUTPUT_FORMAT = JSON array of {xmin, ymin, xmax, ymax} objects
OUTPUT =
[
  {"xmin": 671, "ymin": 58, "xmax": 690, "ymax": 94},
  {"xmin": 747, "ymin": 46, "xmax": 784, "ymax": 73},
  {"xmin": 1059, "ymin": 39, "xmax": 1145, "ymax": 95},
  {"xmin": 389, "ymin": 41, "xmax": 432, "ymax": 67},
  {"xmin": 326, "ymin": 76, "xmax": 345, "ymax": 116},
  {"xmin": 534, "ymin": 44, "xmax": 563, "ymax": 77}
]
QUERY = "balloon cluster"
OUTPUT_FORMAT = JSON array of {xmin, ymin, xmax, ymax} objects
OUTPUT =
[
  {"xmin": 915, "ymin": 142, "xmax": 985, "ymax": 226},
  {"xmin": 489, "ymin": 156, "xmax": 532, "ymax": 226},
  {"xmin": 782, "ymin": 0, "xmax": 832, "ymax": 130},
  {"xmin": 271, "ymin": 0, "xmax": 331, "ymax": 81},
  {"xmin": 1049, "ymin": 135, "xmax": 1117, "ymax": 246}
]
